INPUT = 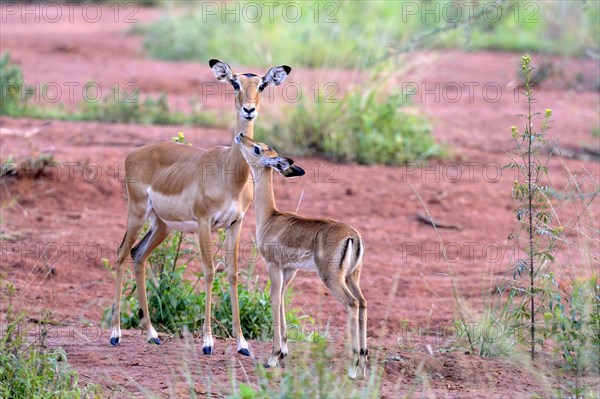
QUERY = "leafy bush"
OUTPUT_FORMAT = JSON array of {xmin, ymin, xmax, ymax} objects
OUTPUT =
[
  {"xmin": 258, "ymin": 86, "xmax": 442, "ymax": 165},
  {"xmin": 76, "ymin": 90, "xmax": 219, "ymax": 127},
  {"xmin": 102, "ymin": 230, "xmax": 307, "ymax": 340},
  {"xmin": 544, "ymin": 276, "xmax": 600, "ymax": 396},
  {"xmin": 0, "ymin": 280, "xmax": 102, "ymax": 398},
  {"xmin": 138, "ymin": 1, "xmax": 406, "ymax": 69},
  {"xmin": 139, "ymin": 1, "xmax": 600, "ymax": 68},
  {"xmin": 0, "ymin": 53, "xmax": 30, "ymax": 115}
]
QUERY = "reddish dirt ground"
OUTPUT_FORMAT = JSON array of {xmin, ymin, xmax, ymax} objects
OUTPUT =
[{"xmin": 1, "ymin": 5, "xmax": 599, "ymax": 399}]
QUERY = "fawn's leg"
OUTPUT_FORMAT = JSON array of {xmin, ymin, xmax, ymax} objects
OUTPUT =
[
  {"xmin": 325, "ymin": 275, "xmax": 360, "ymax": 379},
  {"xmin": 266, "ymin": 265, "xmax": 284, "ymax": 368},
  {"xmin": 279, "ymin": 268, "xmax": 297, "ymax": 358},
  {"xmin": 347, "ymin": 267, "xmax": 368, "ymax": 378}
]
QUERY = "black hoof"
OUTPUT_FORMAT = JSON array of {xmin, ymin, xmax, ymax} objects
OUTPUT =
[
  {"xmin": 202, "ymin": 346, "xmax": 213, "ymax": 355},
  {"xmin": 110, "ymin": 337, "xmax": 120, "ymax": 346},
  {"xmin": 148, "ymin": 337, "xmax": 161, "ymax": 345},
  {"xmin": 263, "ymin": 362, "xmax": 270, "ymax": 369},
  {"xmin": 279, "ymin": 352, "xmax": 287, "ymax": 359},
  {"xmin": 238, "ymin": 348, "xmax": 251, "ymax": 357}
]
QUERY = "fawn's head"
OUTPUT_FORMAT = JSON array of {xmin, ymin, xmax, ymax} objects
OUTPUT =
[
  {"xmin": 235, "ymin": 133, "xmax": 305, "ymax": 178},
  {"xmin": 209, "ymin": 59, "xmax": 291, "ymax": 121}
]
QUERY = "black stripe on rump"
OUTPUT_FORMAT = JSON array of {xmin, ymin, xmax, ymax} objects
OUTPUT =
[{"xmin": 339, "ymin": 238, "xmax": 353, "ymax": 269}]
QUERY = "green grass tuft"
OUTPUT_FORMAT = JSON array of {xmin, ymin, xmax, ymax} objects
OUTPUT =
[
  {"xmin": 258, "ymin": 86, "xmax": 443, "ymax": 165},
  {"xmin": 0, "ymin": 52, "xmax": 222, "ymax": 128},
  {"xmin": 230, "ymin": 341, "xmax": 381, "ymax": 399},
  {"xmin": 0, "ymin": 280, "xmax": 103, "ymax": 398}
]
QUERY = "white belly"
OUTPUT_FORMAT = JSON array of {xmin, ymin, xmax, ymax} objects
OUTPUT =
[
  {"xmin": 162, "ymin": 220, "xmax": 198, "ymax": 232},
  {"xmin": 287, "ymin": 253, "xmax": 318, "ymax": 272},
  {"xmin": 146, "ymin": 188, "xmax": 244, "ymax": 232},
  {"xmin": 147, "ymin": 188, "xmax": 197, "ymax": 232}
]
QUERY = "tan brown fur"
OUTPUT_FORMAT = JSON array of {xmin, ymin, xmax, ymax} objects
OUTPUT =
[
  {"xmin": 235, "ymin": 133, "xmax": 368, "ymax": 379},
  {"xmin": 109, "ymin": 60, "xmax": 291, "ymax": 356}
]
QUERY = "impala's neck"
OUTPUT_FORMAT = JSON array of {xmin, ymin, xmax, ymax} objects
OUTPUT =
[
  {"xmin": 249, "ymin": 166, "xmax": 278, "ymax": 230},
  {"xmin": 227, "ymin": 116, "xmax": 255, "ymax": 173},
  {"xmin": 235, "ymin": 115, "xmax": 255, "ymax": 138}
]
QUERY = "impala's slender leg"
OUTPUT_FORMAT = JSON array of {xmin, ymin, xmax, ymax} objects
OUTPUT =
[
  {"xmin": 198, "ymin": 221, "xmax": 216, "ymax": 355},
  {"xmin": 346, "ymin": 266, "xmax": 368, "ymax": 378},
  {"xmin": 131, "ymin": 219, "xmax": 170, "ymax": 344},
  {"xmin": 324, "ymin": 275, "xmax": 360, "ymax": 380},
  {"xmin": 224, "ymin": 219, "xmax": 250, "ymax": 356},
  {"xmin": 110, "ymin": 203, "xmax": 145, "ymax": 346},
  {"xmin": 279, "ymin": 268, "xmax": 297, "ymax": 358},
  {"xmin": 266, "ymin": 265, "xmax": 284, "ymax": 368}
]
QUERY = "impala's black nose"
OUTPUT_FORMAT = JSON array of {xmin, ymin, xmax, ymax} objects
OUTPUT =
[{"xmin": 243, "ymin": 107, "xmax": 255, "ymax": 114}]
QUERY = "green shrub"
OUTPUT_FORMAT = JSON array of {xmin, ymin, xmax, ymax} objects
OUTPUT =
[
  {"xmin": 0, "ymin": 53, "xmax": 30, "ymax": 115},
  {"xmin": 0, "ymin": 281, "xmax": 102, "ymax": 398},
  {"xmin": 102, "ymin": 230, "xmax": 307, "ymax": 340},
  {"xmin": 101, "ymin": 231, "xmax": 207, "ymax": 336},
  {"xmin": 544, "ymin": 276, "xmax": 600, "ymax": 396},
  {"xmin": 258, "ymin": 87, "xmax": 442, "ymax": 165},
  {"xmin": 139, "ymin": 1, "xmax": 406, "ymax": 69},
  {"xmin": 139, "ymin": 1, "xmax": 600, "ymax": 68},
  {"xmin": 76, "ymin": 90, "xmax": 219, "ymax": 127}
]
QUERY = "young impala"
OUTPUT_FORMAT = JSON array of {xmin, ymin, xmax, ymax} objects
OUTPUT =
[
  {"xmin": 109, "ymin": 60, "xmax": 291, "ymax": 357},
  {"xmin": 234, "ymin": 133, "xmax": 368, "ymax": 379}
]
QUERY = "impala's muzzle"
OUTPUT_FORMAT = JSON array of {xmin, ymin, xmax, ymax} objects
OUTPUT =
[{"xmin": 241, "ymin": 106, "xmax": 257, "ymax": 120}]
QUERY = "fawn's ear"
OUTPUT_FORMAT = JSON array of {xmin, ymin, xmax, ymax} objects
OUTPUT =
[
  {"xmin": 209, "ymin": 59, "xmax": 234, "ymax": 82},
  {"xmin": 279, "ymin": 164, "xmax": 305, "ymax": 178},
  {"xmin": 259, "ymin": 65, "xmax": 292, "ymax": 91},
  {"xmin": 265, "ymin": 156, "xmax": 292, "ymax": 171},
  {"xmin": 272, "ymin": 156, "xmax": 305, "ymax": 178}
]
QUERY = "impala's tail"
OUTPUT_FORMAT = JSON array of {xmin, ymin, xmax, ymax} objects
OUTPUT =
[{"xmin": 340, "ymin": 236, "xmax": 364, "ymax": 275}]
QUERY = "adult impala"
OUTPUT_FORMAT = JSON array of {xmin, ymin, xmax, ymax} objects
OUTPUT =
[
  {"xmin": 109, "ymin": 60, "xmax": 291, "ymax": 356},
  {"xmin": 235, "ymin": 133, "xmax": 368, "ymax": 379}
]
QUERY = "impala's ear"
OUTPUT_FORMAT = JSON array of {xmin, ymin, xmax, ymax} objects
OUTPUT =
[
  {"xmin": 259, "ymin": 65, "xmax": 291, "ymax": 91},
  {"xmin": 209, "ymin": 59, "xmax": 234, "ymax": 82},
  {"xmin": 279, "ymin": 164, "xmax": 305, "ymax": 178}
]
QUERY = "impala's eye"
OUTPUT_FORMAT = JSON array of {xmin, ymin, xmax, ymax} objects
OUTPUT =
[
  {"xmin": 230, "ymin": 80, "xmax": 241, "ymax": 91},
  {"xmin": 254, "ymin": 146, "xmax": 261, "ymax": 155}
]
